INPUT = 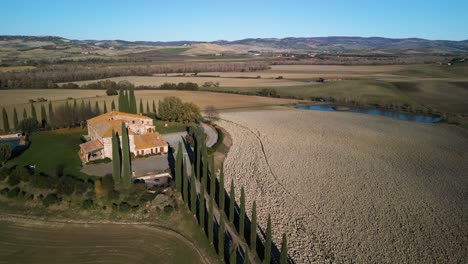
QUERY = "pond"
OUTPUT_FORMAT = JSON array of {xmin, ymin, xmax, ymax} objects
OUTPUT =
[
  {"xmin": 296, "ymin": 104, "xmax": 442, "ymax": 123},
  {"xmin": 0, "ymin": 138, "xmax": 20, "ymax": 149}
]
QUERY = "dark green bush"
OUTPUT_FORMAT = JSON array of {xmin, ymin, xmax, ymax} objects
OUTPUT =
[
  {"xmin": 82, "ymin": 199, "xmax": 94, "ymax": 209},
  {"xmin": 42, "ymin": 193, "xmax": 60, "ymax": 207}
]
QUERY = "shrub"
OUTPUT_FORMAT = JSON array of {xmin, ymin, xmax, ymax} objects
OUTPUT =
[
  {"xmin": 0, "ymin": 187, "xmax": 9, "ymax": 195},
  {"xmin": 10, "ymin": 166, "xmax": 31, "ymax": 182},
  {"xmin": 42, "ymin": 193, "xmax": 60, "ymax": 207},
  {"xmin": 56, "ymin": 176, "xmax": 75, "ymax": 196},
  {"xmin": 7, "ymin": 187, "xmax": 21, "ymax": 198},
  {"xmin": 0, "ymin": 167, "xmax": 9, "ymax": 181},
  {"xmin": 0, "ymin": 144, "xmax": 12, "ymax": 165},
  {"xmin": 106, "ymin": 86, "xmax": 118, "ymax": 96},
  {"xmin": 107, "ymin": 189, "xmax": 120, "ymax": 201},
  {"xmin": 82, "ymin": 199, "xmax": 94, "ymax": 209}
]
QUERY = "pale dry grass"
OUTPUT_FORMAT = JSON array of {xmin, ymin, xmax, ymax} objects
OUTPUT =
[
  {"xmin": 219, "ymin": 108, "xmax": 468, "ymax": 263},
  {"xmin": 0, "ymin": 89, "xmax": 299, "ymax": 128},
  {"xmin": 0, "ymin": 66, "xmax": 36, "ymax": 72},
  {"xmin": 68, "ymin": 75, "xmax": 306, "ymax": 87}
]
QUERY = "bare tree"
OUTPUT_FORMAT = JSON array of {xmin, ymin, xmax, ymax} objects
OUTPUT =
[{"xmin": 204, "ymin": 105, "xmax": 220, "ymax": 123}]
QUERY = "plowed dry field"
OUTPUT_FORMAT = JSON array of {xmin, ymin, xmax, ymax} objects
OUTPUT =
[{"xmin": 219, "ymin": 108, "xmax": 468, "ymax": 263}]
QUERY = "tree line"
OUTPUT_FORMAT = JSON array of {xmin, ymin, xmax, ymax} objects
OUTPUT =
[
  {"xmin": 0, "ymin": 62, "xmax": 270, "ymax": 89},
  {"xmin": 173, "ymin": 128, "xmax": 289, "ymax": 263}
]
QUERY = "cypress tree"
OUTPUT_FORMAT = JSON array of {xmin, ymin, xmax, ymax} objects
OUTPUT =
[
  {"xmin": 190, "ymin": 165, "xmax": 197, "ymax": 214},
  {"xmin": 219, "ymin": 164, "xmax": 225, "ymax": 214},
  {"xmin": 40, "ymin": 104, "xmax": 47, "ymax": 124},
  {"xmin": 244, "ymin": 251, "xmax": 250, "ymax": 264},
  {"xmin": 230, "ymin": 243, "xmax": 238, "ymax": 264},
  {"xmin": 229, "ymin": 179, "xmax": 235, "ymax": 223},
  {"xmin": 199, "ymin": 178, "xmax": 205, "ymax": 229},
  {"xmin": 152, "ymin": 100, "xmax": 156, "ymax": 114},
  {"xmin": 250, "ymin": 201, "xmax": 257, "ymax": 252},
  {"xmin": 118, "ymin": 88, "xmax": 124, "ymax": 112},
  {"xmin": 202, "ymin": 151, "xmax": 207, "ymax": 186},
  {"xmin": 111, "ymin": 99, "xmax": 116, "ymax": 111},
  {"xmin": 22, "ymin": 108, "xmax": 27, "ymax": 120},
  {"xmin": 139, "ymin": 98, "xmax": 144, "ymax": 114},
  {"xmin": 30, "ymin": 103, "xmax": 37, "ymax": 121},
  {"xmin": 2, "ymin": 108, "xmax": 9, "ymax": 132},
  {"xmin": 87, "ymin": 101, "xmax": 92, "ymax": 115},
  {"xmin": 129, "ymin": 87, "xmax": 137, "ymax": 114},
  {"xmin": 103, "ymin": 101, "xmax": 108, "ymax": 113},
  {"xmin": 124, "ymin": 89, "xmax": 129, "ymax": 113},
  {"xmin": 239, "ymin": 186, "xmax": 246, "ymax": 240},
  {"xmin": 208, "ymin": 178, "xmax": 215, "ymax": 244},
  {"xmin": 218, "ymin": 214, "xmax": 225, "ymax": 259},
  {"xmin": 175, "ymin": 142, "xmax": 183, "ymax": 192},
  {"xmin": 250, "ymin": 201, "xmax": 257, "ymax": 251},
  {"xmin": 72, "ymin": 99, "xmax": 77, "ymax": 124},
  {"xmin": 195, "ymin": 136, "xmax": 201, "ymax": 179},
  {"xmin": 146, "ymin": 101, "xmax": 150, "ymax": 114},
  {"xmin": 13, "ymin": 108, "xmax": 19, "ymax": 131},
  {"xmin": 183, "ymin": 158, "xmax": 189, "ymax": 203},
  {"xmin": 264, "ymin": 214, "xmax": 272, "ymax": 264},
  {"xmin": 121, "ymin": 122, "xmax": 132, "ymax": 189},
  {"xmin": 79, "ymin": 100, "xmax": 85, "ymax": 121},
  {"xmin": 210, "ymin": 156, "xmax": 215, "ymax": 196},
  {"xmin": 280, "ymin": 233, "xmax": 288, "ymax": 264},
  {"xmin": 48, "ymin": 101, "xmax": 54, "ymax": 125},
  {"xmin": 112, "ymin": 129, "xmax": 121, "ymax": 188},
  {"xmin": 94, "ymin": 101, "xmax": 100, "ymax": 115}
]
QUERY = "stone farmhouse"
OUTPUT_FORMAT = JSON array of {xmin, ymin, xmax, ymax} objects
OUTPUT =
[{"xmin": 79, "ymin": 111, "xmax": 168, "ymax": 163}]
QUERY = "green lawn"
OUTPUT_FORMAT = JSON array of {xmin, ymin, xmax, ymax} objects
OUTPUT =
[
  {"xmin": 154, "ymin": 120, "xmax": 188, "ymax": 134},
  {"xmin": 204, "ymin": 79, "xmax": 418, "ymax": 105},
  {"xmin": 9, "ymin": 127, "xmax": 86, "ymax": 176}
]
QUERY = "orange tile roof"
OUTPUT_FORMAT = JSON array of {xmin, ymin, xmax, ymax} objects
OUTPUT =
[
  {"xmin": 79, "ymin": 139, "xmax": 104, "ymax": 153},
  {"xmin": 134, "ymin": 133, "xmax": 168, "ymax": 150},
  {"xmin": 87, "ymin": 111, "xmax": 152, "ymax": 126}
]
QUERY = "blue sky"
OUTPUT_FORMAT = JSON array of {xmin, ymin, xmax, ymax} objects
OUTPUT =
[{"xmin": 1, "ymin": 0, "xmax": 467, "ymax": 41}]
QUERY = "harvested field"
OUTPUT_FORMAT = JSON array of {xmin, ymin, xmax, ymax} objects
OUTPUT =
[
  {"xmin": 0, "ymin": 217, "xmax": 207, "ymax": 264},
  {"xmin": 219, "ymin": 108, "xmax": 468, "ymax": 263},
  {"xmin": 68, "ymin": 75, "xmax": 307, "ymax": 87}
]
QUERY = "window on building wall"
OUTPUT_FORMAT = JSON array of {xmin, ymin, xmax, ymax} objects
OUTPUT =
[{"xmin": 132, "ymin": 120, "xmax": 135, "ymax": 124}]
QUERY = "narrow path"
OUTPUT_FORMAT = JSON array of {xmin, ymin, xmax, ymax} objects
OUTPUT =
[
  {"xmin": 0, "ymin": 213, "xmax": 212, "ymax": 264},
  {"xmin": 201, "ymin": 122, "xmax": 218, "ymax": 148}
]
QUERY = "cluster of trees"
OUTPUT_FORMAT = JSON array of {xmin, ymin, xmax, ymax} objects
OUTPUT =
[
  {"xmin": 0, "ymin": 62, "xmax": 270, "ymax": 89},
  {"xmin": 0, "ymin": 165, "xmax": 95, "ymax": 208},
  {"xmin": 158, "ymin": 96, "xmax": 201, "ymax": 124},
  {"xmin": 159, "ymin": 82, "xmax": 199, "ymax": 91},
  {"xmin": 118, "ymin": 87, "xmax": 137, "ymax": 114},
  {"xmin": 174, "ymin": 129, "xmax": 289, "ymax": 263}
]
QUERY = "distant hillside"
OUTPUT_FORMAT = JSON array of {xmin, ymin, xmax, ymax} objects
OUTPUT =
[
  {"xmin": 1, "ymin": 35, "xmax": 467, "ymax": 66},
  {"xmin": 1, "ymin": 35, "xmax": 467, "ymax": 53}
]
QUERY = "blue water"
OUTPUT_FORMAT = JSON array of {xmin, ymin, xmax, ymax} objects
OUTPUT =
[
  {"xmin": 296, "ymin": 104, "xmax": 442, "ymax": 123},
  {"xmin": 0, "ymin": 138, "xmax": 21, "ymax": 150}
]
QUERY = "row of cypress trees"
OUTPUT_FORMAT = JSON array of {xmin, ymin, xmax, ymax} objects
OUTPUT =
[
  {"xmin": 2, "ymin": 93, "xmax": 162, "ymax": 132},
  {"xmin": 111, "ymin": 123, "xmax": 133, "ymax": 191},
  {"xmin": 118, "ymin": 87, "xmax": 137, "ymax": 114},
  {"xmin": 175, "ymin": 128, "xmax": 289, "ymax": 263}
]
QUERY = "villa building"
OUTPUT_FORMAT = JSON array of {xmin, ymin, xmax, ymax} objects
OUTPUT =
[{"xmin": 79, "ymin": 111, "xmax": 168, "ymax": 163}]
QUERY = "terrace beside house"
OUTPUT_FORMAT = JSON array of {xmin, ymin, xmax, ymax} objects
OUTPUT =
[{"xmin": 79, "ymin": 111, "xmax": 168, "ymax": 163}]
